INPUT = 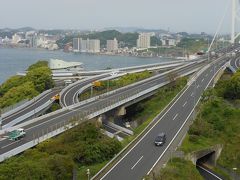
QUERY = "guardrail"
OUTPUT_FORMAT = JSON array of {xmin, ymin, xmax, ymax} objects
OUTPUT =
[
  {"xmin": 91, "ymin": 58, "xmax": 228, "ymax": 180},
  {"xmin": 2, "ymin": 89, "xmax": 52, "ymax": 119},
  {"xmin": 2, "ymin": 99, "xmax": 55, "ymax": 129},
  {"xmin": 69, "ymin": 62, "xmax": 200, "ymax": 109},
  {"xmin": 0, "ymin": 64, "xmax": 203, "ymax": 162}
]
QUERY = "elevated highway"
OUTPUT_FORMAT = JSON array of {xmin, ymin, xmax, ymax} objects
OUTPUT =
[{"xmin": 0, "ymin": 59, "xmax": 207, "ymax": 161}]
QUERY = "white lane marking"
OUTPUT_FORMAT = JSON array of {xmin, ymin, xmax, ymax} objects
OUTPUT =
[
  {"xmin": 131, "ymin": 156, "xmax": 143, "ymax": 170},
  {"xmin": 183, "ymin": 101, "xmax": 187, "ymax": 107},
  {"xmin": 191, "ymin": 92, "xmax": 194, "ymax": 97},
  {"xmin": 3, "ymin": 91, "xmax": 54, "ymax": 120},
  {"xmin": 197, "ymin": 84, "xmax": 200, "ymax": 89},
  {"xmin": 100, "ymin": 69, "xmax": 194, "ymax": 179},
  {"xmin": 210, "ymin": 69, "xmax": 213, "ymax": 72},
  {"xmin": 147, "ymin": 59, "xmax": 227, "ymax": 176},
  {"xmin": 173, "ymin": 113, "xmax": 178, "ymax": 121},
  {"xmin": 201, "ymin": 78, "xmax": 204, "ymax": 82},
  {"xmin": 1, "ymin": 141, "xmax": 19, "ymax": 149},
  {"xmin": 197, "ymin": 165, "xmax": 222, "ymax": 180},
  {"xmin": 205, "ymin": 73, "xmax": 208, "ymax": 77}
]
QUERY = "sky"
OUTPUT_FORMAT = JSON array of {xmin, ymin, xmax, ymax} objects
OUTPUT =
[{"xmin": 0, "ymin": 0, "xmax": 234, "ymax": 34}]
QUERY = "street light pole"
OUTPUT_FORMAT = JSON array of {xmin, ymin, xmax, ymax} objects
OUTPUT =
[
  {"xmin": 0, "ymin": 109, "xmax": 2, "ymax": 130},
  {"xmin": 86, "ymin": 169, "xmax": 90, "ymax": 180}
]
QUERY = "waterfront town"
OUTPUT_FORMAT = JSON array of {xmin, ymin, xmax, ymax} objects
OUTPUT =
[{"xmin": 0, "ymin": 27, "xmax": 221, "ymax": 59}]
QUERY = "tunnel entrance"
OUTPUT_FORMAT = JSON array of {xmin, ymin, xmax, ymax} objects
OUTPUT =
[
  {"xmin": 196, "ymin": 151, "xmax": 216, "ymax": 167},
  {"xmin": 195, "ymin": 151, "xmax": 223, "ymax": 180}
]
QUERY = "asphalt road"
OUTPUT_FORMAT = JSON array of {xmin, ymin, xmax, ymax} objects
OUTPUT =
[
  {"xmin": 0, "ymin": 60, "xmax": 206, "ymax": 156},
  {"xmin": 60, "ymin": 74, "xmax": 110, "ymax": 107},
  {"xmin": 100, "ymin": 57, "xmax": 230, "ymax": 180},
  {"xmin": 230, "ymin": 56, "xmax": 240, "ymax": 71},
  {"xmin": 197, "ymin": 165, "xmax": 223, "ymax": 180},
  {"xmin": 2, "ymin": 89, "xmax": 60, "ymax": 126}
]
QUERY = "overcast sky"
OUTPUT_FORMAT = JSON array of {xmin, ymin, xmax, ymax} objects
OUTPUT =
[{"xmin": 0, "ymin": 0, "xmax": 234, "ymax": 33}]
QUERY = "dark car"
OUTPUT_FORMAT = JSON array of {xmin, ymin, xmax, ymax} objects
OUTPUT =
[{"xmin": 154, "ymin": 133, "xmax": 166, "ymax": 146}]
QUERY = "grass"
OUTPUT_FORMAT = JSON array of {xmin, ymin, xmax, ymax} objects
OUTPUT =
[
  {"xmin": 151, "ymin": 158, "xmax": 203, "ymax": 180},
  {"xmin": 80, "ymin": 77, "xmax": 188, "ymax": 177},
  {"xmin": 158, "ymin": 72, "xmax": 240, "ymax": 179},
  {"xmin": 79, "ymin": 70, "xmax": 152, "ymax": 101},
  {"xmin": 78, "ymin": 161, "xmax": 108, "ymax": 180},
  {"xmin": 121, "ymin": 77, "xmax": 187, "ymax": 146}
]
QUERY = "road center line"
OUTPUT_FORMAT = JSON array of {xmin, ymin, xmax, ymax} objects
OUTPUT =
[
  {"xmin": 183, "ymin": 101, "xmax": 187, "ymax": 107},
  {"xmin": 173, "ymin": 113, "xmax": 178, "ymax": 120},
  {"xmin": 131, "ymin": 156, "xmax": 143, "ymax": 170}
]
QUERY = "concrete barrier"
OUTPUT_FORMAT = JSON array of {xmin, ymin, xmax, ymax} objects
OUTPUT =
[{"xmin": 2, "ymin": 89, "xmax": 52, "ymax": 119}]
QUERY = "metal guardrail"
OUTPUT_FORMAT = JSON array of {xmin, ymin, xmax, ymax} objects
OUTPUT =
[
  {"xmin": 1, "ymin": 99, "xmax": 29, "ymax": 115},
  {"xmin": 2, "ymin": 99, "xmax": 55, "ymax": 129},
  {"xmin": 0, "ymin": 63, "xmax": 200, "ymax": 134},
  {"xmin": 2, "ymin": 89, "xmax": 52, "ymax": 119},
  {"xmin": 69, "ymin": 62, "xmax": 199, "ymax": 109},
  {"xmin": 91, "ymin": 59, "xmax": 229, "ymax": 180},
  {"xmin": 0, "ymin": 64, "xmax": 202, "ymax": 162}
]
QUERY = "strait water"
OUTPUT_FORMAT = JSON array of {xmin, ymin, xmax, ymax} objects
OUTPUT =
[{"xmin": 0, "ymin": 48, "xmax": 174, "ymax": 84}]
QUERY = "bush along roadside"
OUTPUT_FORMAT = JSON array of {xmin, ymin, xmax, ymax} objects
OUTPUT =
[
  {"xmin": 152, "ymin": 71, "xmax": 240, "ymax": 180},
  {"xmin": 0, "ymin": 122, "xmax": 122, "ymax": 180},
  {"xmin": 0, "ymin": 60, "xmax": 54, "ymax": 109}
]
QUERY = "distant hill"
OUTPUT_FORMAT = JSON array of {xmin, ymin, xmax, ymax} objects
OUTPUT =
[
  {"xmin": 103, "ymin": 27, "xmax": 168, "ymax": 34},
  {"xmin": 0, "ymin": 27, "xmax": 35, "ymax": 32}
]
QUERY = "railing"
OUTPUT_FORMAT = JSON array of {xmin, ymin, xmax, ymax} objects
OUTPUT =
[
  {"xmin": 2, "ymin": 99, "xmax": 55, "ymax": 129},
  {"xmin": 0, "ymin": 64, "xmax": 201, "ymax": 162},
  {"xmin": 2, "ymin": 89, "xmax": 52, "ymax": 119}
]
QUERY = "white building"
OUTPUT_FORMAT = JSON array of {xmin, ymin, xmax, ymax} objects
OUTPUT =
[
  {"xmin": 87, "ymin": 39, "xmax": 100, "ymax": 53},
  {"xmin": 73, "ymin": 38, "xmax": 79, "ymax": 52},
  {"xmin": 137, "ymin": 33, "xmax": 151, "ymax": 49},
  {"xmin": 161, "ymin": 38, "xmax": 177, "ymax": 46},
  {"xmin": 12, "ymin": 34, "xmax": 22, "ymax": 44},
  {"xmin": 107, "ymin": 38, "xmax": 118, "ymax": 52},
  {"xmin": 72, "ymin": 38, "xmax": 100, "ymax": 53}
]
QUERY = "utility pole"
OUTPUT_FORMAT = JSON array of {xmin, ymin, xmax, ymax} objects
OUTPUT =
[{"xmin": 231, "ymin": 0, "xmax": 236, "ymax": 44}]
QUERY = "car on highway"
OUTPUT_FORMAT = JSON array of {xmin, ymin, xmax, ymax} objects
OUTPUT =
[
  {"xmin": 8, "ymin": 128, "xmax": 26, "ymax": 141},
  {"xmin": 154, "ymin": 133, "xmax": 166, "ymax": 146}
]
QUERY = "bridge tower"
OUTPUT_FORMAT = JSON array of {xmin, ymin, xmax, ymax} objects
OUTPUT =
[{"xmin": 231, "ymin": 0, "xmax": 240, "ymax": 43}]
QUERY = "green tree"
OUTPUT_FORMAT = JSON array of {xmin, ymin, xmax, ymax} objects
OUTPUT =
[
  {"xmin": 0, "ymin": 82, "xmax": 38, "ymax": 108},
  {"xmin": 26, "ymin": 66, "xmax": 54, "ymax": 92},
  {"xmin": 28, "ymin": 61, "xmax": 48, "ymax": 71},
  {"xmin": 0, "ymin": 75, "xmax": 25, "ymax": 96}
]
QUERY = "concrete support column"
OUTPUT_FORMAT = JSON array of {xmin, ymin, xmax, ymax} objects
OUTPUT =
[{"xmin": 116, "ymin": 106, "xmax": 126, "ymax": 116}]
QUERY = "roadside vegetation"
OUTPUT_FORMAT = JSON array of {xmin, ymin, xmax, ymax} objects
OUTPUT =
[
  {"xmin": 0, "ymin": 75, "xmax": 188, "ymax": 179},
  {"xmin": 154, "ymin": 70, "xmax": 240, "ymax": 179},
  {"xmin": 150, "ymin": 158, "xmax": 203, "ymax": 180},
  {"xmin": 0, "ymin": 122, "xmax": 122, "ymax": 180},
  {"xmin": 79, "ymin": 70, "xmax": 152, "ymax": 101},
  {"xmin": 0, "ymin": 61, "xmax": 54, "ymax": 109}
]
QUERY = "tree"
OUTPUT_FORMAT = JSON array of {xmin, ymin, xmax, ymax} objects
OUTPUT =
[
  {"xmin": 0, "ymin": 75, "xmax": 25, "ymax": 96},
  {"xmin": 0, "ymin": 82, "xmax": 38, "ymax": 108},
  {"xmin": 27, "ymin": 61, "xmax": 48, "ymax": 71},
  {"xmin": 26, "ymin": 66, "xmax": 54, "ymax": 92}
]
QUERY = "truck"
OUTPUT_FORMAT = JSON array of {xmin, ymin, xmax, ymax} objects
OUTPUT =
[{"xmin": 8, "ymin": 128, "xmax": 26, "ymax": 141}]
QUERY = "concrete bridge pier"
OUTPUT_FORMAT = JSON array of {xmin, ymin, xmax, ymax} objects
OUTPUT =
[{"xmin": 116, "ymin": 106, "xmax": 126, "ymax": 116}]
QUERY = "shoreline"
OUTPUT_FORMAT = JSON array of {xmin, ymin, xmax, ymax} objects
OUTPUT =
[{"xmin": 0, "ymin": 46, "xmax": 183, "ymax": 60}]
